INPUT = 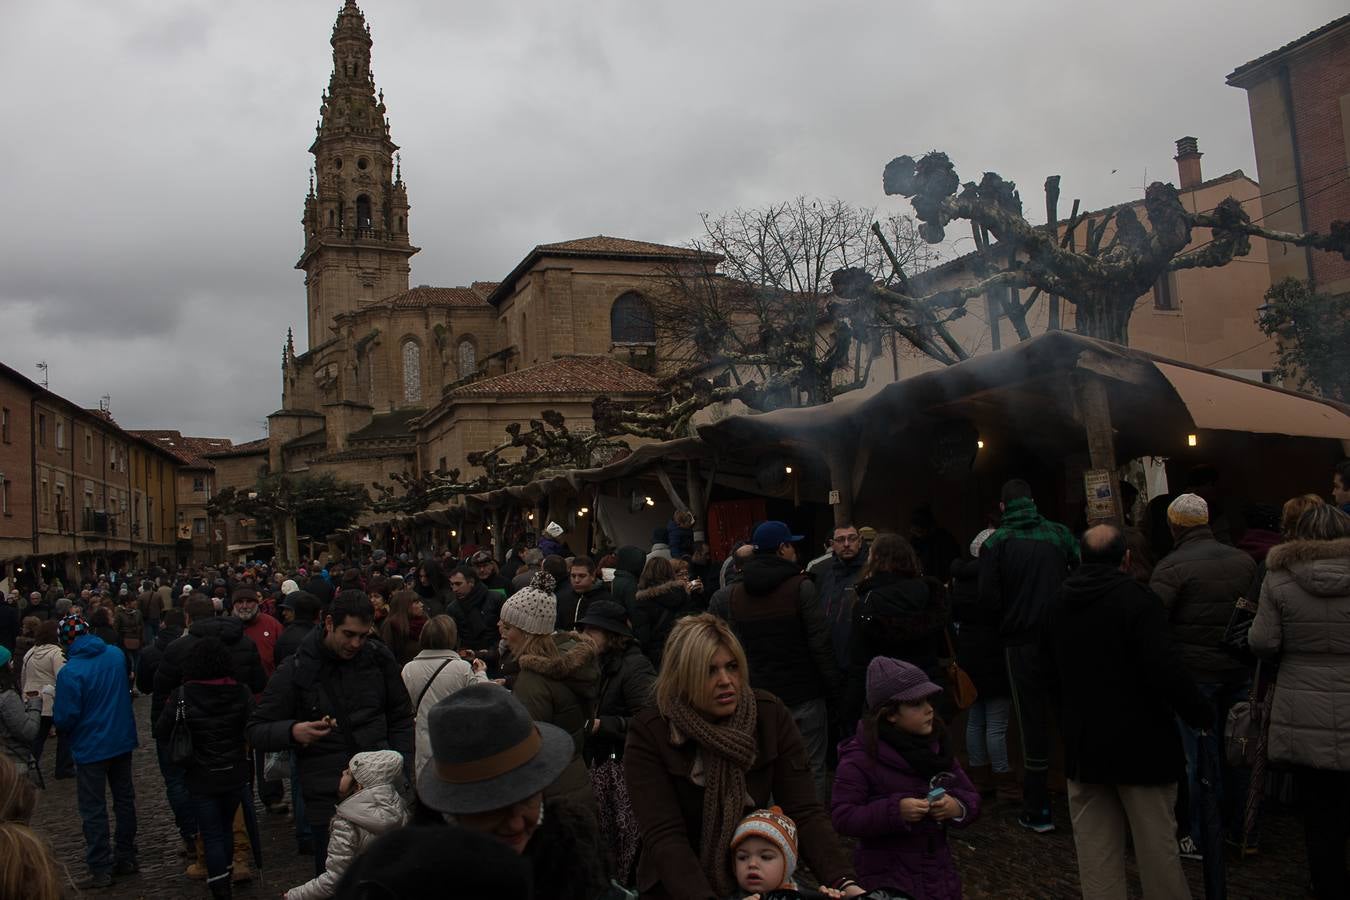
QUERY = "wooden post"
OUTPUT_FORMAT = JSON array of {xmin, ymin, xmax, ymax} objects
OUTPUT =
[
  {"xmin": 824, "ymin": 448, "xmax": 853, "ymax": 527},
  {"xmin": 686, "ymin": 461, "xmax": 706, "ymax": 536},
  {"xmin": 1073, "ymin": 372, "xmax": 1123, "ymax": 525}
]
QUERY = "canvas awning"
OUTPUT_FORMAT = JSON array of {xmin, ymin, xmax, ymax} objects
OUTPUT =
[{"xmin": 1154, "ymin": 361, "xmax": 1350, "ymax": 439}]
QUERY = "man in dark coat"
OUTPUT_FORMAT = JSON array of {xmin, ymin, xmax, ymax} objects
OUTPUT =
[
  {"xmin": 134, "ymin": 609, "xmax": 196, "ymax": 855},
  {"xmin": 1149, "ymin": 492, "xmax": 1257, "ymax": 854},
  {"xmin": 1045, "ymin": 524, "xmax": 1210, "ymax": 899},
  {"xmin": 153, "ymin": 595, "xmax": 267, "ymax": 709},
  {"xmin": 247, "ymin": 591, "xmax": 414, "ymax": 875},
  {"xmin": 469, "ymin": 550, "xmax": 512, "ymax": 593},
  {"xmin": 811, "ymin": 523, "xmax": 866, "ymax": 672},
  {"xmin": 556, "ymin": 556, "xmax": 610, "ymax": 631},
  {"xmin": 978, "ymin": 478, "xmax": 1079, "ymax": 833},
  {"xmin": 711, "ymin": 520, "xmax": 838, "ymax": 802},
  {"xmin": 273, "ymin": 591, "xmax": 321, "ymax": 672},
  {"xmin": 609, "ymin": 546, "xmax": 645, "ymax": 617},
  {"xmin": 447, "ymin": 566, "xmax": 500, "ymax": 652}
]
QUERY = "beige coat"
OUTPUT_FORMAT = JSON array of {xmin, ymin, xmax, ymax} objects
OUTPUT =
[
  {"xmin": 401, "ymin": 650, "xmax": 487, "ymax": 786},
  {"xmin": 1250, "ymin": 537, "xmax": 1350, "ymax": 771},
  {"xmin": 21, "ymin": 643, "xmax": 65, "ymax": 717}
]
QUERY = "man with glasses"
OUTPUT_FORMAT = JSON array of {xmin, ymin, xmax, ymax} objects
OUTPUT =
[{"xmin": 812, "ymin": 524, "xmax": 867, "ymax": 671}]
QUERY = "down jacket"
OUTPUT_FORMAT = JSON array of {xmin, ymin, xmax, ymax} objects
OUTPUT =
[
  {"xmin": 246, "ymin": 628, "xmax": 415, "ymax": 831},
  {"xmin": 0, "ymin": 690, "xmax": 39, "ymax": 774},
  {"xmin": 283, "ymin": 782, "xmax": 410, "ymax": 900},
  {"xmin": 1250, "ymin": 537, "xmax": 1350, "ymax": 771},
  {"xmin": 1150, "ymin": 526, "xmax": 1256, "ymax": 684},
  {"xmin": 153, "ymin": 678, "xmax": 253, "ymax": 794},
  {"xmin": 153, "ymin": 616, "xmax": 267, "ymax": 716},
  {"xmin": 831, "ymin": 724, "xmax": 979, "ymax": 899},
  {"xmin": 21, "ymin": 643, "xmax": 65, "ymax": 717},
  {"xmin": 509, "ymin": 632, "xmax": 599, "ymax": 813}
]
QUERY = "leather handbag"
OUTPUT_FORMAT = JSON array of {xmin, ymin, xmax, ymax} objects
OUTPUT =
[
  {"xmin": 944, "ymin": 630, "xmax": 979, "ymax": 710},
  {"xmin": 169, "ymin": 687, "xmax": 195, "ymax": 766},
  {"xmin": 1224, "ymin": 661, "xmax": 1266, "ymax": 768}
]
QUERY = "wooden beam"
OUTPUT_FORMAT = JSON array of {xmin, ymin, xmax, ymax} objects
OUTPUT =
[{"xmin": 654, "ymin": 468, "xmax": 690, "ymax": 514}]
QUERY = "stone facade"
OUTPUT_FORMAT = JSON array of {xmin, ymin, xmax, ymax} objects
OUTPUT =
[{"xmin": 267, "ymin": 2, "xmax": 707, "ymax": 521}]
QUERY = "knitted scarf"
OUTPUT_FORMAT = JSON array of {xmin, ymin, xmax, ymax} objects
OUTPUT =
[
  {"xmin": 878, "ymin": 718, "xmax": 953, "ymax": 780},
  {"xmin": 667, "ymin": 692, "xmax": 758, "ymax": 896}
]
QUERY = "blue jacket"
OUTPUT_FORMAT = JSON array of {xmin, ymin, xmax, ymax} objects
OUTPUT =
[{"xmin": 52, "ymin": 634, "xmax": 138, "ymax": 764}]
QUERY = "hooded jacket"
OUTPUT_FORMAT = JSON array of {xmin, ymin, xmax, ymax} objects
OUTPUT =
[
  {"xmin": 21, "ymin": 642, "xmax": 66, "ymax": 717},
  {"xmin": 1250, "ymin": 537, "xmax": 1350, "ymax": 770},
  {"xmin": 632, "ymin": 579, "xmax": 698, "ymax": 667},
  {"xmin": 610, "ymin": 546, "xmax": 646, "ymax": 617},
  {"xmin": 284, "ymin": 781, "xmax": 411, "ymax": 900},
  {"xmin": 977, "ymin": 497, "xmax": 1078, "ymax": 646},
  {"xmin": 153, "ymin": 615, "xmax": 267, "ymax": 716},
  {"xmin": 246, "ymin": 627, "xmax": 415, "ymax": 830},
  {"xmin": 154, "ymin": 677, "xmax": 253, "ymax": 794},
  {"xmin": 510, "ymin": 631, "xmax": 599, "ymax": 813},
  {"xmin": 713, "ymin": 554, "xmax": 839, "ymax": 708},
  {"xmin": 1150, "ymin": 525, "xmax": 1257, "ymax": 684},
  {"xmin": 831, "ymin": 723, "xmax": 979, "ymax": 900},
  {"xmin": 842, "ymin": 572, "xmax": 949, "ymax": 728},
  {"xmin": 1044, "ymin": 564, "xmax": 1210, "ymax": 784},
  {"xmin": 52, "ymin": 634, "xmax": 138, "ymax": 765}
]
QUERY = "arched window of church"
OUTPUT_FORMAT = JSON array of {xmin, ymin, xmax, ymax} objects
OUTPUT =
[
  {"xmin": 402, "ymin": 339, "xmax": 422, "ymax": 404},
  {"xmin": 457, "ymin": 339, "xmax": 477, "ymax": 378},
  {"xmin": 326, "ymin": 210, "xmax": 334, "ymax": 227},
  {"xmin": 356, "ymin": 195, "xmax": 372, "ymax": 230},
  {"xmin": 396, "ymin": 215, "xmax": 404, "ymax": 233},
  {"xmin": 611, "ymin": 292, "xmax": 655, "ymax": 344}
]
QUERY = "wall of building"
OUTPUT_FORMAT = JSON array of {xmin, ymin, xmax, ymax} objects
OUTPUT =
[
  {"xmin": 0, "ymin": 379, "xmax": 33, "ymax": 562},
  {"xmin": 209, "ymin": 451, "xmax": 269, "ymax": 551}
]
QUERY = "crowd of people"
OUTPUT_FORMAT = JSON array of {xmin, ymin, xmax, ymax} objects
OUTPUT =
[{"xmin": 0, "ymin": 462, "xmax": 1346, "ymax": 899}]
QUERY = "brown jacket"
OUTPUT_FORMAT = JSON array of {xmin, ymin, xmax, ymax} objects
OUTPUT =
[
  {"xmin": 1250, "ymin": 537, "xmax": 1350, "ymax": 771},
  {"xmin": 623, "ymin": 690, "xmax": 853, "ymax": 900},
  {"xmin": 512, "ymin": 632, "xmax": 599, "ymax": 814}
]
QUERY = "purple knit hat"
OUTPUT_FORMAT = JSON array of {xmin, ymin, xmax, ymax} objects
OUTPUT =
[{"xmin": 865, "ymin": 656, "xmax": 941, "ymax": 710}]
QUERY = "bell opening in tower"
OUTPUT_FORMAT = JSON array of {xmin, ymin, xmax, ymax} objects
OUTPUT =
[{"xmin": 357, "ymin": 194, "xmax": 372, "ymax": 232}]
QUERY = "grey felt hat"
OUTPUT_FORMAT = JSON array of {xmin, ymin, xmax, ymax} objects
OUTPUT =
[{"xmin": 417, "ymin": 682, "xmax": 573, "ymax": 815}]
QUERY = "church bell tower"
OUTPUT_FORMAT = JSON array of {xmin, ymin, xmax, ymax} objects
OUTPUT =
[{"xmin": 297, "ymin": 0, "xmax": 418, "ymax": 350}]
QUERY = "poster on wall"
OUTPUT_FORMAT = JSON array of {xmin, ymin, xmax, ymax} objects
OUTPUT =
[{"xmin": 1083, "ymin": 469, "xmax": 1117, "ymax": 521}]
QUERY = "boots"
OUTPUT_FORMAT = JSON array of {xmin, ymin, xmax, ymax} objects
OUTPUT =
[
  {"xmin": 231, "ymin": 807, "xmax": 253, "ymax": 883},
  {"xmin": 185, "ymin": 835, "xmax": 207, "ymax": 879},
  {"xmin": 967, "ymin": 764, "xmax": 995, "ymax": 798},
  {"xmin": 995, "ymin": 770, "xmax": 1021, "ymax": 804},
  {"xmin": 208, "ymin": 875, "xmax": 233, "ymax": 900}
]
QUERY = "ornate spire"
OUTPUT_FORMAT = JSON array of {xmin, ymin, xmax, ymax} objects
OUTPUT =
[
  {"xmin": 287, "ymin": 327, "xmax": 296, "ymax": 359},
  {"xmin": 317, "ymin": 0, "xmax": 389, "ymax": 144}
]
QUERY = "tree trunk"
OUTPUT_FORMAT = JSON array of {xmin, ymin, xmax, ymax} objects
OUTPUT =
[{"xmin": 1072, "ymin": 291, "xmax": 1133, "ymax": 345}]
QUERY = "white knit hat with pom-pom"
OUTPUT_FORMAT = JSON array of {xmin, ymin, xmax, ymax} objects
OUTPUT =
[{"xmin": 499, "ymin": 571, "xmax": 557, "ymax": 636}]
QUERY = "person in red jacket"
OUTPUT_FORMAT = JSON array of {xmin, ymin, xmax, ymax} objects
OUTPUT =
[{"xmin": 231, "ymin": 588, "xmax": 287, "ymax": 816}]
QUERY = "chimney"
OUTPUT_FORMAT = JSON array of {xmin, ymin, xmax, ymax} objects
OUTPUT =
[{"xmin": 1174, "ymin": 136, "xmax": 1203, "ymax": 190}]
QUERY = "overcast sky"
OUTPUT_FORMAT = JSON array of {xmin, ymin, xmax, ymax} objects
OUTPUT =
[{"xmin": 1, "ymin": 1, "xmax": 1342, "ymax": 442}]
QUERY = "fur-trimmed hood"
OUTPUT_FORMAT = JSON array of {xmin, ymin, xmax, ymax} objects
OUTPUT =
[
  {"xmin": 517, "ymin": 631, "xmax": 598, "ymax": 682},
  {"xmin": 1265, "ymin": 537, "xmax": 1350, "ymax": 597},
  {"xmin": 635, "ymin": 579, "xmax": 689, "ymax": 610}
]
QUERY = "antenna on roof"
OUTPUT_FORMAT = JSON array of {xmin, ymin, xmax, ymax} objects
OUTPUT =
[
  {"xmin": 100, "ymin": 395, "xmax": 111, "ymax": 414},
  {"xmin": 35, "ymin": 361, "xmax": 48, "ymax": 388}
]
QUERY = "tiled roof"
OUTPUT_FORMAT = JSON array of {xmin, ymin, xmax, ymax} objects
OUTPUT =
[
  {"xmin": 204, "ymin": 437, "xmax": 270, "ymax": 459},
  {"xmin": 373, "ymin": 286, "xmax": 491, "ymax": 309},
  {"xmin": 1228, "ymin": 14, "xmax": 1350, "ymax": 84},
  {"xmin": 487, "ymin": 235, "xmax": 721, "ymax": 306},
  {"xmin": 535, "ymin": 235, "xmax": 712, "ymax": 258},
  {"xmin": 448, "ymin": 356, "xmax": 660, "ymax": 399},
  {"xmin": 130, "ymin": 431, "xmax": 234, "ymax": 468},
  {"xmin": 349, "ymin": 408, "xmax": 423, "ymax": 443},
  {"xmin": 282, "ymin": 429, "xmax": 327, "ymax": 451},
  {"xmin": 470, "ymin": 281, "xmax": 500, "ymax": 299}
]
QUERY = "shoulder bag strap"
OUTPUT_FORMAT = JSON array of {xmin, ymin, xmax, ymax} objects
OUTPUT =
[{"xmin": 415, "ymin": 658, "xmax": 456, "ymax": 713}]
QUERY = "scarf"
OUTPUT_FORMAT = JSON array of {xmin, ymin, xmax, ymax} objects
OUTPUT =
[
  {"xmin": 667, "ymin": 692, "xmax": 758, "ymax": 896},
  {"xmin": 878, "ymin": 719, "xmax": 953, "ymax": 781}
]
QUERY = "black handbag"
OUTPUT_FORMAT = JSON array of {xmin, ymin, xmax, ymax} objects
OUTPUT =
[
  {"xmin": 168, "ymin": 686, "xmax": 195, "ymax": 766},
  {"xmin": 1219, "ymin": 596, "xmax": 1257, "ymax": 665}
]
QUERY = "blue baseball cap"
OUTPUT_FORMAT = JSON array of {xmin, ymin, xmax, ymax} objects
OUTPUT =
[{"xmin": 752, "ymin": 520, "xmax": 804, "ymax": 550}]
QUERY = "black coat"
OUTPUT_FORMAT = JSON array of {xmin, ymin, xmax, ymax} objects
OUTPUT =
[
  {"xmin": 556, "ymin": 583, "xmax": 610, "ymax": 632},
  {"xmin": 843, "ymin": 572, "xmax": 949, "ymax": 727},
  {"xmin": 246, "ymin": 627, "xmax": 414, "ymax": 830},
  {"xmin": 154, "ymin": 679, "xmax": 253, "ymax": 795},
  {"xmin": 585, "ymin": 641, "xmax": 656, "ymax": 764},
  {"xmin": 449, "ymin": 582, "xmax": 499, "ymax": 652},
  {"xmin": 949, "ymin": 559, "xmax": 1009, "ymax": 698},
  {"xmin": 0, "ymin": 603, "xmax": 18, "ymax": 653},
  {"xmin": 631, "ymin": 580, "xmax": 698, "ymax": 667},
  {"xmin": 1044, "ymin": 565, "xmax": 1210, "ymax": 784},
  {"xmin": 273, "ymin": 620, "xmax": 316, "ymax": 672},
  {"xmin": 136, "ymin": 624, "xmax": 184, "ymax": 697},
  {"xmin": 153, "ymin": 617, "xmax": 266, "ymax": 716}
]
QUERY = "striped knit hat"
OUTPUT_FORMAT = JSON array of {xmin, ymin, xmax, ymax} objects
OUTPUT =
[
  {"xmin": 731, "ymin": 806, "xmax": 798, "ymax": 886},
  {"xmin": 499, "ymin": 571, "xmax": 557, "ymax": 636}
]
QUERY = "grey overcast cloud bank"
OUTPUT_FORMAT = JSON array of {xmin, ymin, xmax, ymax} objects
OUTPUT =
[{"xmin": 1, "ymin": 0, "xmax": 1343, "ymax": 442}]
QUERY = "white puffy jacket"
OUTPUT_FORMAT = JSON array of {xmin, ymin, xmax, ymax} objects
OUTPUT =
[{"xmin": 284, "ymin": 782, "xmax": 410, "ymax": 900}]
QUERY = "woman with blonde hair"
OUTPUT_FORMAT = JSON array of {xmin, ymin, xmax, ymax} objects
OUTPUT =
[
  {"xmin": 0, "ymin": 822, "xmax": 65, "ymax": 900},
  {"xmin": 623, "ymin": 612, "xmax": 862, "ymax": 898},
  {"xmin": 0, "ymin": 754, "xmax": 37, "ymax": 823}
]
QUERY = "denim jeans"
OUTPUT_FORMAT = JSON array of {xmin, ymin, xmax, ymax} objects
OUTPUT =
[
  {"xmin": 1176, "ymin": 680, "xmax": 1250, "ymax": 843},
  {"xmin": 965, "ymin": 695, "xmax": 1013, "ymax": 773},
  {"xmin": 290, "ymin": 752, "xmax": 311, "ymax": 848},
  {"xmin": 787, "ymin": 697, "xmax": 830, "ymax": 804},
  {"xmin": 155, "ymin": 738, "xmax": 197, "ymax": 841},
  {"xmin": 1005, "ymin": 644, "xmax": 1052, "ymax": 817},
  {"xmin": 75, "ymin": 752, "xmax": 137, "ymax": 876},
  {"xmin": 192, "ymin": 786, "xmax": 245, "ymax": 885},
  {"xmin": 33, "ymin": 715, "xmax": 75, "ymax": 777}
]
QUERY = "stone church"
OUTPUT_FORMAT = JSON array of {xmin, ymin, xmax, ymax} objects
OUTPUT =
[{"xmin": 268, "ymin": 0, "xmax": 709, "ymax": 511}]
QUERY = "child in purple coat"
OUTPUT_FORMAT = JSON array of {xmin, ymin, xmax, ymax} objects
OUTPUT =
[{"xmin": 831, "ymin": 657, "xmax": 980, "ymax": 899}]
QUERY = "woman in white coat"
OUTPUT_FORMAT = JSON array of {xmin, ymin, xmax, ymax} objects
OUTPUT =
[
  {"xmin": 19, "ymin": 620, "xmax": 67, "ymax": 777},
  {"xmin": 400, "ymin": 615, "xmax": 487, "ymax": 790}
]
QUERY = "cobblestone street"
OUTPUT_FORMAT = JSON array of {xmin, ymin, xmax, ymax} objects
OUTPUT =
[{"xmin": 29, "ymin": 696, "xmax": 1314, "ymax": 899}]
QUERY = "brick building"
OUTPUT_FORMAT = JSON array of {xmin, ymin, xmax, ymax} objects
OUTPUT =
[
  {"xmin": 1227, "ymin": 13, "xmax": 1350, "ymax": 296},
  {"xmin": 131, "ymin": 431, "xmax": 233, "ymax": 565}
]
